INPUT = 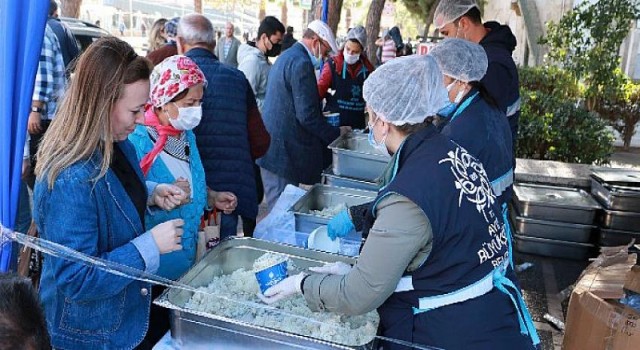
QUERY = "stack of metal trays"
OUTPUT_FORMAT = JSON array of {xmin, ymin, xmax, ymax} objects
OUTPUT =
[
  {"xmin": 328, "ymin": 133, "xmax": 389, "ymax": 182},
  {"xmin": 322, "ymin": 167, "xmax": 379, "ymax": 192},
  {"xmin": 290, "ymin": 184, "xmax": 377, "ymax": 234},
  {"xmin": 512, "ymin": 183, "xmax": 600, "ymax": 260},
  {"xmin": 591, "ymin": 168, "xmax": 640, "ymax": 247},
  {"xmin": 154, "ymin": 238, "xmax": 378, "ymax": 349}
]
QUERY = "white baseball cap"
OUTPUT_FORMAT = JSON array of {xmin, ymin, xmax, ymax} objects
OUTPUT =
[{"xmin": 307, "ymin": 20, "xmax": 338, "ymax": 54}]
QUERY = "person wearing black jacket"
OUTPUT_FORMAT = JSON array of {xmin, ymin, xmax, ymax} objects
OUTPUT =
[
  {"xmin": 280, "ymin": 26, "xmax": 297, "ymax": 52},
  {"xmin": 434, "ymin": 0, "xmax": 520, "ymax": 166},
  {"xmin": 47, "ymin": 0, "xmax": 80, "ymax": 71}
]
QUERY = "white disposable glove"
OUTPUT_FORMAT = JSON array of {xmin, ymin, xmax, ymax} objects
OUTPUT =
[
  {"xmin": 309, "ymin": 261, "xmax": 352, "ymax": 275},
  {"xmin": 258, "ymin": 272, "xmax": 306, "ymax": 305}
]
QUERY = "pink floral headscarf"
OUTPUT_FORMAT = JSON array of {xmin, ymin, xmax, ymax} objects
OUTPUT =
[
  {"xmin": 140, "ymin": 55, "xmax": 206, "ymax": 175},
  {"xmin": 149, "ymin": 55, "xmax": 207, "ymax": 108}
]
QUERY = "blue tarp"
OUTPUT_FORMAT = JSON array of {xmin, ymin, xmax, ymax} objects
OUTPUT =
[
  {"xmin": 0, "ymin": 0, "xmax": 50, "ymax": 272},
  {"xmin": 322, "ymin": 0, "xmax": 328, "ymax": 23}
]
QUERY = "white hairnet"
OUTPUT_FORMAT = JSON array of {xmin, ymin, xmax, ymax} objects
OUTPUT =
[
  {"xmin": 307, "ymin": 20, "xmax": 338, "ymax": 54},
  {"xmin": 346, "ymin": 26, "xmax": 367, "ymax": 49},
  {"xmin": 363, "ymin": 55, "xmax": 450, "ymax": 126},
  {"xmin": 429, "ymin": 38, "xmax": 488, "ymax": 82},
  {"xmin": 434, "ymin": 0, "xmax": 480, "ymax": 29}
]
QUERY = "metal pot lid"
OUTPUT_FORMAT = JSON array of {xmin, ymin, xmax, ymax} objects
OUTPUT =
[
  {"xmin": 591, "ymin": 168, "xmax": 640, "ymax": 187},
  {"xmin": 513, "ymin": 183, "xmax": 601, "ymax": 209}
]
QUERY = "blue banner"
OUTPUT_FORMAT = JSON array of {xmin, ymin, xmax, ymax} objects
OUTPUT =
[{"xmin": 0, "ymin": 0, "xmax": 50, "ymax": 272}]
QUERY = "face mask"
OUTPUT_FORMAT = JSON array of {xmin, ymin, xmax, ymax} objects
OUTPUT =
[
  {"xmin": 344, "ymin": 49, "xmax": 359, "ymax": 65},
  {"xmin": 367, "ymin": 119, "xmax": 388, "ymax": 154},
  {"xmin": 309, "ymin": 41, "xmax": 323, "ymax": 69},
  {"xmin": 168, "ymin": 104, "xmax": 202, "ymax": 130},
  {"xmin": 437, "ymin": 102, "xmax": 457, "ymax": 118},
  {"xmin": 265, "ymin": 37, "xmax": 281, "ymax": 57},
  {"xmin": 446, "ymin": 80, "xmax": 466, "ymax": 104}
]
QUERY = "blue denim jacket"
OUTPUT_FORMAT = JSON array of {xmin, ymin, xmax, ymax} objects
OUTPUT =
[
  {"xmin": 34, "ymin": 140, "xmax": 160, "ymax": 350},
  {"xmin": 129, "ymin": 125, "xmax": 208, "ymax": 280}
]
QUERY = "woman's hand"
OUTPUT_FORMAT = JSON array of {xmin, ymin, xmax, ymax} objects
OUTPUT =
[
  {"xmin": 208, "ymin": 190, "xmax": 237, "ymax": 214},
  {"xmin": 173, "ymin": 177, "xmax": 192, "ymax": 205},
  {"xmin": 150, "ymin": 183, "xmax": 187, "ymax": 211},
  {"xmin": 150, "ymin": 218, "xmax": 184, "ymax": 253}
]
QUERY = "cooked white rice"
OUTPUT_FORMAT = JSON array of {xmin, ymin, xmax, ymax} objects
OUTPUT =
[
  {"xmin": 185, "ymin": 266, "xmax": 378, "ymax": 346},
  {"xmin": 310, "ymin": 203, "xmax": 348, "ymax": 218}
]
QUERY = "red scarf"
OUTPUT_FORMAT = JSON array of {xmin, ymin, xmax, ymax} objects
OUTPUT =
[{"xmin": 139, "ymin": 107, "xmax": 181, "ymax": 176}]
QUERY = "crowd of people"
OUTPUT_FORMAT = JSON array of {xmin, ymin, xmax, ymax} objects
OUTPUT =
[{"xmin": 2, "ymin": 0, "xmax": 538, "ymax": 349}]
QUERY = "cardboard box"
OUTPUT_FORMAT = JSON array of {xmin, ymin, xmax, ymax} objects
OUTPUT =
[{"xmin": 563, "ymin": 260, "xmax": 640, "ymax": 349}]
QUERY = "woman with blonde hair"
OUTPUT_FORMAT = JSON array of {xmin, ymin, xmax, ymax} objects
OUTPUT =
[
  {"xmin": 148, "ymin": 17, "xmax": 168, "ymax": 53},
  {"xmin": 34, "ymin": 36, "xmax": 187, "ymax": 349}
]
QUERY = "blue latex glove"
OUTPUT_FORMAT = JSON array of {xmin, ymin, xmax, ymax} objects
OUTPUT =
[{"xmin": 327, "ymin": 209, "xmax": 355, "ymax": 241}]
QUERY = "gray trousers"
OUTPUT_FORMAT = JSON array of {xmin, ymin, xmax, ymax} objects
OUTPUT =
[{"xmin": 260, "ymin": 168, "xmax": 297, "ymax": 212}]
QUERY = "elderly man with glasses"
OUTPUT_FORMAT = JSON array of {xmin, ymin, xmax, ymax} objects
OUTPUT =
[{"xmin": 257, "ymin": 20, "xmax": 352, "ymax": 211}]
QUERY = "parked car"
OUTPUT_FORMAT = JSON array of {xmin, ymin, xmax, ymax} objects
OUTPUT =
[{"xmin": 60, "ymin": 17, "xmax": 110, "ymax": 52}]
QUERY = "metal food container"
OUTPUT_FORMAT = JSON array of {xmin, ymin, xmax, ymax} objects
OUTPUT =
[
  {"xmin": 514, "ymin": 235, "xmax": 596, "ymax": 260},
  {"xmin": 600, "ymin": 209, "xmax": 640, "ymax": 231},
  {"xmin": 591, "ymin": 168, "xmax": 640, "ymax": 187},
  {"xmin": 510, "ymin": 209, "xmax": 595, "ymax": 243},
  {"xmin": 591, "ymin": 178, "xmax": 640, "ymax": 212},
  {"xmin": 323, "ymin": 167, "xmax": 379, "ymax": 192},
  {"xmin": 512, "ymin": 183, "xmax": 601, "ymax": 224},
  {"xmin": 328, "ymin": 133, "xmax": 389, "ymax": 182},
  {"xmin": 598, "ymin": 228, "xmax": 640, "ymax": 247},
  {"xmin": 291, "ymin": 184, "xmax": 377, "ymax": 234},
  {"xmin": 154, "ymin": 238, "xmax": 379, "ymax": 349}
]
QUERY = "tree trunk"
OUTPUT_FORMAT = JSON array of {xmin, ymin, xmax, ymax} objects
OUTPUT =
[
  {"xmin": 423, "ymin": 0, "xmax": 439, "ymax": 38},
  {"xmin": 308, "ymin": 0, "xmax": 320, "ymax": 23},
  {"xmin": 194, "ymin": 0, "xmax": 203, "ymax": 13},
  {"xmin": 327, "ymin": 0, "xmax": 344, "ymax": 34},
  {"xmin": 346, "ymin": 7, "xmax": 352, "ymax": 30},
  {"xmin": 60, "ymin": 0, "xmax": 82, "ymax": 18},
  {"xmin": 365, "ymin": 0, "xmax": 385, "ymax": 64},
  {"xmin": 259, "ymin": 0, "xmax": 266, "ymax": 21},
  {"xmin": 281, "ymin": 0, "xmax": 288, "ymax": 26}
]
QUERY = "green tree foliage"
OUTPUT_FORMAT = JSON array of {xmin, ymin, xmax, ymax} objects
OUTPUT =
[
  {"xmin": 540, "ymin": 0, "xmax": 640, "ymax": 108},
  {"xmin": 518, "ymin": 67, "xmax": 614, "ymax": 165},
  {"xmin": 597, "ymin": 69, "xmax": 640, "ymax": 151}
]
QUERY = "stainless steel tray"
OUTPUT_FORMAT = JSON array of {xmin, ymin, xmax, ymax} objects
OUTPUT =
[
  {"xmin": 514, "ymin": 235, "xmax": 596, "ymax": 260},
  {"xmin": 600, "ymin": 209, "xmax": 640, "ymax": 231},
  {"xmin": 323, "ymin": 167, "xmax": 379, "ymax": 192},
  {"xmin": 598, "ymin": 228, "xmax": 640, "ymax": 247},
  {"xmin": 512, "ymin": 183, "xmax": 601, "ymax": 224},
  {"xmin": 328, "ymin": 133, "xmax": 389, "ymax": 182},
  {"xmin": 510, "ymin": 209, "xmax": 595, "ymax": 243},
  {"xmin": 154, "ymin": 238, "xmax": 378, "ymax": 349},
  {"xmin": 291, "ymin": 184, "xmax": 376, "ymax": 233},
  {"xmin": 591, "ymin": 178, "xmax": 640, "ymax": 212},
  {"xmin": 591, "ymin": 168, "xmax": 640, "ymax": 187}
]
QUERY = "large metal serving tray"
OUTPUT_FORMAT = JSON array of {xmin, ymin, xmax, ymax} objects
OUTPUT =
[
  {"xmin": 514, "ymin": 235, "xmax": 596, "ymax": 260},
  {"xmin": 598, "ymin": 228, "xmax": 640, "ymax": 247},
  {"xmin": 600, "ymin": 209, "xmax": 640, "ymax": 231},
  {"xmin": 322, "ymin": 167, "xmax": 379, "ymax": 192},
  {"xmin": 512, "ymin": 183, "xmax": 601, "ymax": 224},
  {"xmin": 510, "ymin": 209, "xmax": 595, "ymax": 243},
  {"xmin": 291, "ymin": 184, "xmax": 377, "ymax": 234},
  {"xmin": 591, "ymin": 178, "xmax": 640, "ymax": 212},
  {"xmin": 154, "ymin": 238, "xmax": 378, "ymax": 350},
  {"xmin": 591, "ymin": 168, "xmax": 640, "ymax": 187},
  {"xmin": 328, "ymin": 133, "xmax": 389, "ymax": 182}
]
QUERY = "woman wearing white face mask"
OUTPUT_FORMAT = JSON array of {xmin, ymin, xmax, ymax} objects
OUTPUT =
[
  {"xmin": 318, "ymin": 26, "xmax": 374, "ymax": 130},
  {"xmin": 129, "ymin": 55, "xmax": 237, "ymax": 280}
]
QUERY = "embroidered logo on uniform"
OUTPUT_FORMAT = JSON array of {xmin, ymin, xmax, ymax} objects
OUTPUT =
[
  {"xmin": 351, "ymin": 85, "xmax": 362, "ymax": 97},
  {"xmin": 439, "ymin": 146, "xmax": 496, "ymax": 222}
]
